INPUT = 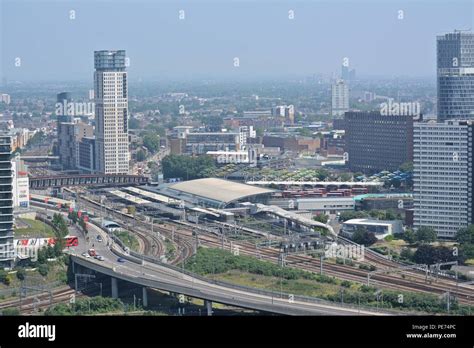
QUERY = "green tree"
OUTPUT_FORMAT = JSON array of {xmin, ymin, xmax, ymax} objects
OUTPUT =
[
  {"xmin": 413, "ymin": 245, "xmax": 455, "ymax": 265},
  {"xmin": 0, "ymin": 270, "xmax": 8, "ymax": 284},
  {"xmin": 1, "ymin": 308, "xmax": 20, "ymax": 316},
  {"xmin": 403, "ymin": 228, "xmax": 417, "ymax": 244},
  {"xmin": 338, "ymin": 211, "xmax": 368, "ymax": 222},
  {"xmin": 456, "ymin": 225, "xmax": 474, "ymax": 245},
  {"xmin": 38, "ymin": 264, "xmax": 49, "ymax": 277},
  {"xmin": 313, "ymin": 214, "xmax": 329, "ymax": 224},
  {"xmin": 339, "ymin": 173, "xmax": 352, "ymax": 181},
  {"xmin": 415, "ymin": 226, "xmax": 437, "ymax": 244},
  {"xmin": 148, "ymin": 125, "xmax": 166, "ymax": 137},
  {"xmin": 52, "ymin": 213, "xmax": 69, "ymax": 238},
  {"xmin": 458, "ymin": 243, "xmax": 474, "ymax": 264},
  {"xmin": 351, "ymin": 227, "xmax": 378, "ymax": 246},
  {"xmin": 68, "ymin": 211, "xmax": 78, "ymax": 224},
  {"xmin": 136, "ymin": 149, "xmax": 146, "ymax": 162},
  {"xmin": 400, "ymin": 247, "xmax": 414, "ymax": 261},
  {"xmin": 3, "ymin": 274, "xmax": 12, "ymax": 286},
  {"xmin": 16, "ymin": 269, "xmax": 26, "ymax": 281},
  {"xmin": 161, "ymin": 154, "xmax": 216, "ymax": 180},
  {"xmin": 142, "ymin": 133, "xmax": 160, "ymax": 153}
]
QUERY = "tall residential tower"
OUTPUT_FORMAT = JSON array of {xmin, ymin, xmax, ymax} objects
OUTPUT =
[
  {"xmin": 94, "ymin": 50, "xmax": 130, "ymax": 174},
  {"xmin": 331, "ymin": 79, "xmax": 349, "ymax": 117},
  {"xmin": 413, "ymin": 120, "xmax": 474, "ymax": 238}
]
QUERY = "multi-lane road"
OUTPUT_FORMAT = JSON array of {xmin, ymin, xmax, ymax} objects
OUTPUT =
[{"xmin": 70, "ymin": 219, "xmax": 395, "ymax": 316}]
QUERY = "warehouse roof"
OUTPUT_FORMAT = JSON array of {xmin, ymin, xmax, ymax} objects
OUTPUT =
[{"xmin": 169, "ymin": 178, "xmax": 273, "ymax": 204}]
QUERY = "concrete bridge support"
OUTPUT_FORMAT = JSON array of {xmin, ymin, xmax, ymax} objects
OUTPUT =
[
  {"xmin": 142, "ymin": 287, "xmax": 148, "ymax": 308},
  {"xmin": 111, "ymin": 277, "xmax": 119, "ymax": 299},
  {"xmin": 205, "ymin": 300, "xmax": 213, "ymax": 316}
]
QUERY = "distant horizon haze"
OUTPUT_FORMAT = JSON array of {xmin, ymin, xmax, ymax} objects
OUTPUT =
[{"xmin": 1, "ymin": 0, "xmax": 473, "ymax": 82}]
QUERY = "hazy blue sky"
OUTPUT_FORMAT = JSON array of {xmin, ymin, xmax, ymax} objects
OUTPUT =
[{"xmin": 1, "ymin": 0, "xmax": 473, "ymax": 81}]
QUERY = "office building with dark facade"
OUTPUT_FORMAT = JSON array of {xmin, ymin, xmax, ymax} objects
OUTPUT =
[
  {"xmin": 56, "ymin": 92, "xmax": 95, "ymax": 171},
  {"xmin": 344, "ymin": 111, "xmax": 413, "ymax": 173},
  {"xmin": 77, "ymin": 137, "xmax": 96, "ymax": 172},
  {"xmin": 56, "ymin": 92, "xmax": 76, "ymax": 169}
]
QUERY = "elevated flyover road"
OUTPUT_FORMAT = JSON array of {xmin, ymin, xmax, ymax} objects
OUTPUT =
[
  {"xmin": 69, "ymin": 222, "xmax": 396, "ymax": 316},
  {"xmin": 71, "ymin": 254, "xmax": 392, "ymax": 316}
]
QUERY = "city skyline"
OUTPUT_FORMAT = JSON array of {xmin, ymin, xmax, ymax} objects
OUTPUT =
[{"xmin": 0, "ymin": 0, "xmax": 473, "ymax": 333}]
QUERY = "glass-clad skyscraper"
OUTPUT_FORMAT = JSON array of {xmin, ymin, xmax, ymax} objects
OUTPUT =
[{"xmin": 437, "ymin": 31, "xmax": 474, "ymax": 122}]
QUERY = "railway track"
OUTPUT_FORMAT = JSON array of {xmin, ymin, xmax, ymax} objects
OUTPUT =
[
  {"xmin": 0, "ymin": 286, "xmax": 80, "ymax": 314},
  {"xmin": 149, "ymin": 224, "xmax": 474, "ymax": 305},
  {"xmin": 76, "ymin": 195, "xmax": 474, "ymax": 305},
  {"xmin": 191, "ymin": 235, "xmax": 474, "ymax": 304},
  {"xmin": 79, "ymin": 194, "xmax": 194, "ymax": 264}
]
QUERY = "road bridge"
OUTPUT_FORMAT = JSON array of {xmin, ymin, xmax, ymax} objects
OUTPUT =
[{"xmin": 68, "ymin": 222, "xmax": 396, "ymax": 316}]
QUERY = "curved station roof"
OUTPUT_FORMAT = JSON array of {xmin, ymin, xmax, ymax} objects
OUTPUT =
[{"xmin": 169, "ymin": 178, "xmax": 273, "ymax": 205}]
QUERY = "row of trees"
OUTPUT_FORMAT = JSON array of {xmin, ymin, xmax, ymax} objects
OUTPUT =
[
  {"xmin": 338, "ymin": 210, "xmax": 402, "ymax": 223},
  {"xmin": 456, "ymin": 225, "xmax": 474, "ymax": 264},
  {"xmin": 67, "ymin": 211, "xmax": 88, "ymax": 234},
  {"xmin": 400, "ymin": 245, "xmax": 457, "ymax": 265},
  {"xmin": 142, "ymin": 132, "xmax": 160, "ymax": 154},
  {"xmin": 161, "ymin": 154, "xmax": 216, "ymax": 180},
  {"xmin": 186, "ymin": 248, "xmax": 471, "ymax": 314},
  {"xmin": 398, "ymin": 226, "xmax": 474, "ymax": 265},
  {"xmin": 44, "ymin": 296, "xmax": 124, "ymax": 315},
  {"xmin": 11, "ymin": 215, "xmax": 72, "ymax": 281},
  {"xmin": 401, "ymin": 226, "xmax": 437, "ymax": 244},
  {"xmin": 52, "ymin": 213, "xmax": 69, "ymax": 239},
  {"xmin": 186, "ymin": 247, "xmax": 337, "ymax": 284}
]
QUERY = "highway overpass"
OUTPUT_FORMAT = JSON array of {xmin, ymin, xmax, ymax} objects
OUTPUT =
[{"xmin": 69, "ymin": 222, "xmax": 396, "ymax": 316}]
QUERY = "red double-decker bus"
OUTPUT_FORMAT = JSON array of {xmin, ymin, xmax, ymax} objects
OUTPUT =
[
  {"xmin": 64, "ymin": 236, "xmax": 79, "ymax": 247},
  {"xmin": 45, "ymin": 235, "xmax": 79, "ymax": 247}
]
